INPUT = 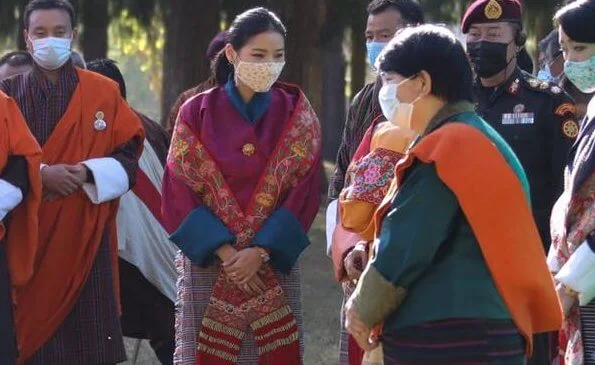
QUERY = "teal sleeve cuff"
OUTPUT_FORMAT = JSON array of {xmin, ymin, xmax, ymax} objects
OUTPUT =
[
  {"xmin": 169, "ymin": 206, "xmax": 235, "ymax": 266},
  {"xmin": 253, "ymin": 208, "xmax": 310, "ymax": 274}
]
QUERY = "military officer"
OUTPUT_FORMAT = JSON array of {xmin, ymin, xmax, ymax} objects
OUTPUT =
[
  {"xmin": 461, "ymin": 1, "xmax": 577, "ymax": 363},
  {"xmin": 462, "ymin": 0, "xmax": 578, "ymax": 248}
]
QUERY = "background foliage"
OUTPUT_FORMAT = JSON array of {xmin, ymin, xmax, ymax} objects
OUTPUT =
[{"xmin": 0, "ymin": 0, "xmax": 566, "ymax": 159}]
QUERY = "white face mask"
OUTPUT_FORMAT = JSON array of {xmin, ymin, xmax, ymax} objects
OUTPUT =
[
  {"xmin": 235, "ymin": 60, "xmax": 285, "ymax": 93},
  {"xmin": 378, "ymin": 77, "xmax": 422, "ymax": 129},
  {"xmin": 30, "ymin": 36, "xmax": 72, "ymax": 70}
]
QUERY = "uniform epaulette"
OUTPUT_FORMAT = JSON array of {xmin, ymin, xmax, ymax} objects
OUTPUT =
[{"xmin": 521, "ymin": 72, "xmax": 563, "ymax": 96}]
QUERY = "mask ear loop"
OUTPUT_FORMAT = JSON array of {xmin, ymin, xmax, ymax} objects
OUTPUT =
[
  {"xmin": 394, "ymin": 74, "xmax": 425, "ymax": 130},
  {"xmin": 400, "ymin": 73, "xmax": 424, "ymax": 105},
  {"xmin": 231, "ymin": 52, "xmax": 243, "ymax": 86}
]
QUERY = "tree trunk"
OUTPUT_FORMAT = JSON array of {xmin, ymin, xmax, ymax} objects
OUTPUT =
[
  {"xmin": 161, "ymin": 0, "xmax": 220, "ymax": 124},
  {"xmin": 276, "ymin": 0, "xmax": 325, "ymax": 113},
  {"xmin": 321, "ymin": 0, "xmax": 346, "ymax": 161},
  {"xmin": 16, "ymin": 0, "xmax": 28, "ymax": 50},
  {"xmin": 350, "ymin": 13, "xmax": 366, "ymax": 98},
  {"xmin": 531, "ymin": 11, "xmax": 553, "ymax": 59},
  {"xmin": 271, "ymin": 0, "xmax": 327, "ymax": 191},
  {"xmin": 222, "ymin": 0, "xmax": 267, "ymax": 23},
  {"xmin": 80, "ymin": 0, "xmax": 109, "ymax": 61}
]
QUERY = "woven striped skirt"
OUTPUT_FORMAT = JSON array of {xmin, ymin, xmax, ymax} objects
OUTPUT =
[
  {"xmin": 381, "ymin": 319, "xmax": 526, "ymax": 365},
  {"xmin": 581, "ymin": 301, "xmax": 595, "ymax": 364},
  {"xmin": 28, "ymin": 232, "xmax": 126, "ymax": 365},
  {"xmin": 173, "ymin": 252, "xmax": 304, "ymax": 365},
  {"xmin": 339, "ymin": 282, "xmax": 355, "ymax": 364}
]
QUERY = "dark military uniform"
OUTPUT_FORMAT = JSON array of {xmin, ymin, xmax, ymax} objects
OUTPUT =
[
  {"xmin": 462, "ymin": 1, "xmax": 576, "ymax": 364},
  {"xmin": 476, "ymin": 68, "xmax": 578, "ymax": 247}
]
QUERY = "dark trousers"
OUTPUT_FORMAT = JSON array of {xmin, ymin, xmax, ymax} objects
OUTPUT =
[{"xmin": 119, "ymin": 258, "xmax": 175, "ymax": 365}]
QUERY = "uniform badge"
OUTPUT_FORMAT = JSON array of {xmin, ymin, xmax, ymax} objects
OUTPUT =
[
  {"xmin": 94, "ymin": 111, "xmax": 106, "ymax": 131},
  {"xmin": 555, "ymin": 103, "xmax": 577, "ymax": 117},
  {"xmin": 562, "ymin": 120, "xmax": 579, "ymax": 139},
  {"xmin": 513, "ymin": 104, "xmax": 525, "ymax": 113},
  {"xmin": 242, "ymin": 143, "xmax": 255, "ymax": 156},
  {"xmin": 551, "ymin": 86, "xmax": 562, "ymax": 94},
  {"xmin": 502, "ymin": 112, "xmax": 534, "ymax": 125},
  {"xmin": 508, "ymin": 79, "xmax": 520, "ymax": 95},
  {"xmin": 484, "ymin": 0, "xmax": 503, "ymax": 20},
  {"xmin": 528, "ymin": 78, "xmax": 540, "ymax": 88},
  {"xmin": 540, "ymin": 82, "xmax": 549, "ymax": 90}
]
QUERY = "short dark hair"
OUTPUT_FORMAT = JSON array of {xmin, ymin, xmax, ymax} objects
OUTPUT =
[
  {"xmin": 378, "ymin": 24, "xmax": 474, "ymax": 103},
  {"xmin": 555, "ymin": 0, "xmax": 595, "ymax": 43},
  {"xmin": 0, "ymin": 51, "xmax": 33, "ymax": 68},
  {"xmin": 24, "ymin": 0, "xmax": 77, "ymax": 30},
  {"xmin": 87, "ymin": 59, "xmax": 127, "ymax": 100},
  {"xmin": 367, "ymin": 0, "xmax": 425, "ymax": 25},
  {"xmin": 213, "ymin": 7, "xmax": 287, "ymax": 85}
]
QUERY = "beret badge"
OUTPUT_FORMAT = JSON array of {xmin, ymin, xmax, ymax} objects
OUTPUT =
[{"xmin": 484, "ymin": 0, "xmax": 503, "ymax": 19}]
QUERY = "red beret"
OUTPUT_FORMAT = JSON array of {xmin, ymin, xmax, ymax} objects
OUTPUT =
[{"xmin": 461, "ymin": 0, "xmax": 523, "ymax": 33}]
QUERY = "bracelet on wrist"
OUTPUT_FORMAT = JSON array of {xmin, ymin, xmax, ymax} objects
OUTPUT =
[{"xmin": 256, "ymin": 247, "xmax": 270, "ymax": 263}]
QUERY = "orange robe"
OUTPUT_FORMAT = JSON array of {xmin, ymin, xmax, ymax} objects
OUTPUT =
[
  {"xmin": 332, "ymin": 122, "xmax": 415, "ymax": 282},
  {"xmin": 374, "ymin": 122, "xmax": 562, "ymax": 352},
  {"xmin": 340, "ymin": 123, "xmax": 415, "ymax": 240},
  {"xmin": 13, "ymin": 70, "xmax": 144, "ymax": 362},
  {"xmin": 0, "ymin": 90, "xmax": 42, "ymax": 287}
]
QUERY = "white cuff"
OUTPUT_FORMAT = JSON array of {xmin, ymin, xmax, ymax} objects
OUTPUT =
[
  {"xmin": 555, "ymin": 241, "xmax": 595, "ymax": 306},
  {"xmin": 326, "ymin": 200, "xmax": 339, "ymax": 257},
  {"xmin": 546, "ymin": 244, "xmax": 561, "ymax": 273},
  {"xmin": 40, "ymin": 163, "xmax": 48, "ymax": 171},
  {"xmin": 82, "ymin": 158, "xmax": 130, "ymax": 204},
  {"xmin": 0, "ymin": 179, "xmax": 23, "ymax": 220}
]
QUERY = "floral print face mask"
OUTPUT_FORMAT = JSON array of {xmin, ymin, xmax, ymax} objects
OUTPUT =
[
  {"xmin": 564, "ymin": 55, "xmax": 595, "ymax": 94},
  {"xmin": 234, "ymin": 60, "xmax": 286, "ymax": 93}
]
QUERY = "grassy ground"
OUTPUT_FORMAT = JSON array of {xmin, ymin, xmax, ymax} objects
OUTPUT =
[{"xmin": 121, "ymin": 208, "xmax": 343, "ymax": 365}]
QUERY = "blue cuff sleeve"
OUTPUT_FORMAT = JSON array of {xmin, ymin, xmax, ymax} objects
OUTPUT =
[
  {"xmin": 253, "ymin": 208, "xmax": 310, "ymax": 274},
  {"xmin": 169, "ymin": 206, "xmax": 235, "ymax": 266}
]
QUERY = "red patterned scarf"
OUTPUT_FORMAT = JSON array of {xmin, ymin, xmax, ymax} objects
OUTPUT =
[
  {"xmin": 549, "ymin": 173, "xmax": 595, "ymax": 364},
  {"xmin": 168, "ymin": 87, "xmax": 321, "ymax": 365}
]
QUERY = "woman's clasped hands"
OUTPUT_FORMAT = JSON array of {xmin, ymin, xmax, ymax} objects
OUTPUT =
[{"xmin": 218, "ymin": 244, "xmax": 268, "ymax": 297}]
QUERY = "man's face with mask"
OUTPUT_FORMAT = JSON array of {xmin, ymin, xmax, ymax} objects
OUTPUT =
[
  {"xmin": 466, "ymin": 22, "xmax": 519, "ymax": 79},
  {"xmin": 24, "ymin": 8, "xmax": 78, "ymax": 71},
  {"xmin": 365, "ymin": 8, "xmax": 405, "ymax": 69}
]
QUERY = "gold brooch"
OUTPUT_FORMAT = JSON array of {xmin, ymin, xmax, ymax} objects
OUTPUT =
[
  {"xmin": 242, "ymin": 143, "xmax": 255, "ymax": 156},
  {"xmin": 484, "ymin": 0, "xmax": 503, "ymax": 20}
]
